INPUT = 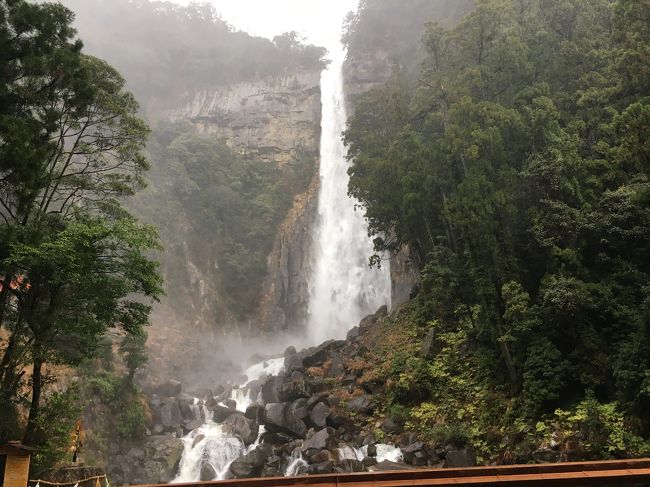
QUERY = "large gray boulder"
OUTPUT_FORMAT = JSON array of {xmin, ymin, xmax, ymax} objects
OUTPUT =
[
  {"xmin": 309, "ymin": 402, "xmax": 330, "ymax": 428},
  {"xmin": 444, "ymin": 449, "xmax": 477, "ymax": 468},
  {"xmin": 302, "ymin": 340, "xmax": 346, "ymax": 368},
  {"xmin": 261, "ymin": 376, "xmax": 283, "ymax": 404},
  {"xmin": 229, "ymin": 444, "xmax": 273, "ymax": 478},
  {"xmin": 109, "ymin": 435, "xmax": 184, "ymax": 485},
  {"xmin": 302, "ymin": 427, "xmax": 334, "ymax": 452},
  {"xmin": 200, "ymin": 463, "xmax": 216, "ymax": 481},
  {"xmin": 158, "ymin": 399, "xmax": 183, "ymax": 428},
  {"xmin": 212, "ymin": 405, "xmax": 234, "ymax": 423},
  {"xmin": 347, "ymin": 394, "xmax": 373, "ymax": 414},
  {"xmin": 224, "ymin": 413, "xmax": 258, "ymax": 445},
  {"xmin": 264, "ymin": 403, "xmax": 307, "ymax": 439},
  {"xmin": 154, "ymin": 380, "xmax": 182, "ymax": 397}
]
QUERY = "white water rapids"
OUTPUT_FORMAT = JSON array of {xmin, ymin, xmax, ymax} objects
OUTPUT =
[{"xmin": 171, "ymin": 6, "xmax": 398, "ymax": 482}]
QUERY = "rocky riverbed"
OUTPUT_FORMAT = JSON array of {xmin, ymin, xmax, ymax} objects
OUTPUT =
[{"xmin": 106, "ymin": 306, "xmax": 476, "ymax": 484}]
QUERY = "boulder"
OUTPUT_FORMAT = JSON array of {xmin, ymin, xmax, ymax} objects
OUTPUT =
[
  {"xmin": 191, "ymin": 434, "xmax": 206, "ymax": 448},
  {"xmin": 335, "ymin": 459, "xmax": 365, "ymax": 473},
  {"xmin": 402, "ymin": 442, "xmax": 425, "ymax": 465},
  {"xmin": 200, "ymin": 463, "xmax": 216, "ymax": 481},
  {"xmin": 261, "ymin": 376, "xmax": 282, "ymax": 404},
  {"xmin": 346, "ymin": 326, "xmax": 360, "ymax": 341},
  {"xmin": 306, "ymin": 393, "xmax": 328, "ymax": 410},
  {"xmin": 366, "ymin": 444, "xmax": 377, "ymax": 457},
  {"xmin": 307, "ymin": 461, "xmax": 334, "ymax": 474},
  {"xmin": 444, "ymin": 449, "xmax": 477, "ymax": 468},
  {"xmin": 262, "ymin": 455, "xmax": 282, "ymax": 477},
  {"xmin": 284, "ymin": 349, "xmax": 303, "ymax": 373},
  {"xmin": 302, "ymin": 427, "xmax": 334, "ymax": 451},
  {"xmin": 223, "ymin": 399, "xmax": 237, "ymax": 410},
  {"xmin": 327, "ymin": 414, "xmax": 347, "ymax": 429},
  {"xmin": 212, "ymin": 405, "xmax": 234, "ymax": 423},
  {"xmin": 278, "ymin": 379, "xmax": 308, "ymax": 402},
  {"xmin": 327, "ymin": 354, "xmax": 345, "ymax": 378},
  {"xmin": 141, "ymin": 436, "xmax": 184, "ymax": 483},
  {"xmin": 302, "ymin": 340, "xmax": 346, "ymax": 368},
  {"xmin": 159, "ymin": 400, "xmax": 183, "ymax": 428},
  {"xmin": 154, "ymin": 380, "xmax": 182, "ymax": 397},
  {"xmin": 245, "ymin": 404, "xmax": 265, "ymax": 423},
  {"xmin": 310, "ymin": 449, "xmax": 334, "ymax": 464},
  {"xmin": 224, "ymin": 413, "xmax": 258, "ymax": 445},
  {"xmin": 261, "ymin": 430, "xmax": 294, "ymax": 445},
  {"xmin": 182, "ymin": 419, "xmax": 204, "ymax": 434},
  {"xmin": 264, "ymin": 403, "xmax": 307, "ymax": 439},
  {"xmin": 309, "ymin": 402, "xmax": 329, "ymax": 428},
  {"xmin": 347, "ymin": 395, "xmax": 373, "ymax": 414},
  {"xmin": 289, "ymin": 398, "xmax": 308, "ymax": 420},
  {"xmin": 229, "ymin": 444, "xmax": 272, "ymax": 479},
  {"xmin": 381, "ymin": 417, "xmax": 402, "ymax": 434}
]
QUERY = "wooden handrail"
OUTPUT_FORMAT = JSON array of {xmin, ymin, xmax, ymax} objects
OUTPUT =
[{"xmin": 136, "ymin": 458, "xmax": 650, "ymax": 487}]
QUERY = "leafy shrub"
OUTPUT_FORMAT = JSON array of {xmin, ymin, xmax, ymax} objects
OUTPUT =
[
  {"xmin": 537, "ymin": 395, "xmax": 650, "ymax": 459},
  {"xmin": 31, "ymin": 389, "xmax": 82, "ymax": 474},
  {"xmin": 117, "ymin": 402, "xmax": 147, "ymax": 439}
]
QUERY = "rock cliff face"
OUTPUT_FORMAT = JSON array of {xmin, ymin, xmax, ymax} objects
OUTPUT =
[
  {"xmin": 145, "ymin": 70, "xmax": 322, "ymax": 337},
  {"xmin": 342, "ymin": 55, "xmax": 419, "ymax": 308},
  {"xmin": 157, "ymin": 70, "xmax": 322, "ymax": 167},
  {"xmin": 258, "ymin": 167, "xmax": 319, "ymax": 332}
]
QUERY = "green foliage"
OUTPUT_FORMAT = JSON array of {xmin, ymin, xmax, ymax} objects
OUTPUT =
[
  {"xmin": 536, "ymin": 395, "xmax": 650, "ymax": 459},
  {"xmin": 120, "ymin": 330, "xmax": 148, "ymax": 382},
  {"xmin": 85, "ymin": 371, "xmax": 147, "ymax": 440},
  {"xmin": 0, "ymin": 0, "xmax": 160, "ymax": 455},
  {"xmin": 116, "ymin": 402, "xmax": 147, "ymax": 439},
  {"xmin": 344, "ymin": 0, "xmax": 650, "ymax": 453},
  {"xmin": 142, "ymin": 125, "xmax": 308, "ymax": 318},
  {"xmin": 30, "ymin": 388, "xmax": 82, "ymax": 474}
]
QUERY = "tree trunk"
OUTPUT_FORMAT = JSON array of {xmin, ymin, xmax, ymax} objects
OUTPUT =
[
  {"xmin": 0, "ymin": 272, "xmax": 15, "ymax": 328},
  {"xmin": 23, "ymin": 353, "xmax": 43, "ymax": 445}
]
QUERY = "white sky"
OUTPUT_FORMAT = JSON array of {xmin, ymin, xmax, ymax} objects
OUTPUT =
[{"xmin": 171, "ymin": 0, "xmax": 359, "ymax": 49}]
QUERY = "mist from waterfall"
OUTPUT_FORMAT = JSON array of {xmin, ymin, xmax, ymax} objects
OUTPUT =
[{"xmin": 305, "ymin": 38, "xmax": 391, "ymax": 346}]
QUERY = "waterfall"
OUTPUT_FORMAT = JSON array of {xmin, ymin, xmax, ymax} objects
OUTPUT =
[
  {"xmin": 306, "ymin": 38, "xmax": 391, "ymax": 345},
  {"xmin": 173, "ymin": 424, "xmax": 245, "ymax": 482}
]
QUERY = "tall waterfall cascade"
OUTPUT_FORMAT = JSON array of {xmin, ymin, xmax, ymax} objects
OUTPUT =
[
  {"xmin": 170, "ymin": 8, "xmax": 398, "ymax": 482},
  {"xmin": 305, "ymin": 41, "xmax": 391, "ymax": 345}
]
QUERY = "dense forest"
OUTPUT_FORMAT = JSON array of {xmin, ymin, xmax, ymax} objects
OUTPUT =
[
  {"xmin": 343, "ymin": 0, "xmax": 650, "ymax": 461},
  {"xmin": 58, "ymin": 0, "xmax": 326, "ymax": 101}
]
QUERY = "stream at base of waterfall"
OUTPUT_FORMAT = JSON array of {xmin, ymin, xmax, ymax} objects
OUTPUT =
[{"xmin": 172, "ymin": 359, "xmax": 403, "ymax": 482}]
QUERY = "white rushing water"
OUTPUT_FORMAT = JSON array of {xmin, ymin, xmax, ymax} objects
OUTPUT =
[
  {"xmin": 173, "ymin": 359, "xmax": 284, "ymax": 483},
  {"xmin": 306, "ymin": 37, "xmax": 391, "ymax": 346},
  {"xmin": 229, "ymin": 357, "xmax": 284, "ymax": 411},
  {"xmin": 173, "ymin": 423, "xmax": 245, "ymax": 482}
]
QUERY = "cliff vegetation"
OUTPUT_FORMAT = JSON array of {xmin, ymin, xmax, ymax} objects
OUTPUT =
[{"xmin": 343, "ymin": 0, "xmax": 650, "ymax": 460}]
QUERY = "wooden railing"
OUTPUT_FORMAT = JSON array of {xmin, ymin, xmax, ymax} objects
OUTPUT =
[{"xmin": 139, "ymin": 459, "xmax": 650, "ymax": 487}]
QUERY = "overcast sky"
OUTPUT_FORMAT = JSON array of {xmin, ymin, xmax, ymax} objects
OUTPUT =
[{"xmin": 171, "ymin": 0, "xmax": 359, "ymax": 49}]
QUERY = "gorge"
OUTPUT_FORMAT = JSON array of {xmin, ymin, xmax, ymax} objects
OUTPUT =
[{"xmin": 3, "ymin": 0, "xmax": 650, "ymax": 485}]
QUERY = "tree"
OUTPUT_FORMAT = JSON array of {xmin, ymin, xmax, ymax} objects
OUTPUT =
[{"xmin": 0, "ymin": 0, "xmax": 162, "ymax": 448}]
